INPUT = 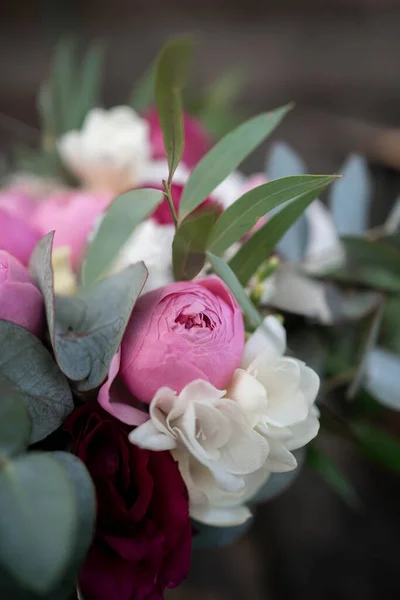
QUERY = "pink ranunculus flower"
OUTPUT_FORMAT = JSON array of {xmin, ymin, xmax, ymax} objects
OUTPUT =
[
  {"xmin": 0, "ymin": 190, "xmax": 42, "ymax": 265},
  {"xmin": 32, "ymin": 191, "xmax": 112, "ymax": 271},
  {"xmin": 118, "ymin": 276, "xmax": 245, "ymax": 404},
  {"xmin": 0, "ymin": 250, "xmax": 44, "ymax": 337},
  {"xmin": 144, "ymin": 107, "xmax": 211, "ymax": 168}
]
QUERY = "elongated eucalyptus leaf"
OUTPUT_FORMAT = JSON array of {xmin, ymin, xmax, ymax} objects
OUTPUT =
[
  {"xmin": 155, "ymin": 37, "xmax": 193, "ymax": 182},
  {"xmin": 0, "ymin": 321, "xmax": 73, "ymax": 443},
  {"xmin": 172, "ymin": 211, "xmax": 215, "ymax": 280},
  {"xmin": 179, "ymin": 104, "xmax": 293, "ymax": 221},
  {"xmin": 342, "ymin": 236, "xmax": 400, "ymax": 276},
  {"xmin": 229, "ymin": 179, "xmax": 335, "ymax": 285},
  {"xmin": 353, "ymin": 423, "xmax": 400, "ymax": 475},
  {"xmin": 81, "ymin": 188, "xmax": 163, "ymax": 286},
  {"xmin": 0, "ymin": 453, "xmax": 77, "ymax": 594},
  {"xmin": 207, "ymin": 175, "xmax": 333, "ymax": 255},
  {"xmin": 307, "ymin": 446, "xmax": 359, "ymax": 507},
  {"xmin": 51, "ymin": 37, "xmax": 77, "ymax": 135},
  {"xmin": 206, "ymin": 252, "xmax": 262, "ymax": 328},
  {"xmin": 30, "ymin": 233, "xmax": 148, "ymax": 390},
  {"xmin": 70, "ymin": 42, "xmax": 105, "ymax": 130},
  {"xmin": 329, "ymin": 155, "xmax": 372, "ymax": 236},
  {"xmin": 0, "ymin": 384, "xmax": 31, "ymax": 457},
  {"xmin": 129, "ymin": 63, "xmax": 156, "ymax": 112},
  {"xmin": 347, "ymin": 300, "xmax": 384, "ymax": 400}
]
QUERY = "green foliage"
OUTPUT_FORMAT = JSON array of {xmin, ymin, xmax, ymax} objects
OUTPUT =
[
  {"xmin": 129, "ymin": 63, "xmax": 156, "ymax": 112},
  {"xmin": 206, "ymin": 252, "xmax": 262, "ymax": 328},
  {"xmin": 0, "ymin": 321, "xmax": 73, "ymax": 443},
  {"xmin": 179, "ymin": 105, "xmax": 293, "ymax": 221},
  {"xmin": 207, "ymin": 175, "xmax": 333, "ymax": 256},
  {"xmin": 229, "ymin": 179, "xmax": 336, "ymax": 285},
  {"xmin": 307, "ymin": 446, "xmax": 360, "ymax": 508},
  {"xmin": 155, "ymin": 37, "xmax": 194, "ymax": 184},
  {"xmin": 30, "ymin": 233, "xmax": 148, "ymax": 391},
  {"xmin": 353, "ymin": 423, "xmax": 400, "ymax": 475},
  {"xmin": 0, "ymin": 385, "xmax": 32, "ymax": 457},
  {"xmin": 172, "ymin": 211, "xmax": 215, "ymax": 280},
  {"xmin": 81, "ymin": 188, "xmax": 164, "ymax": 286}
]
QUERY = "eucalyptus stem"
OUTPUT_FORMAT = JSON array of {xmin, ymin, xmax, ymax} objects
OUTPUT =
[{"xmin": 162, "ymin": 179, "xmax": 178, "ymax": 228}]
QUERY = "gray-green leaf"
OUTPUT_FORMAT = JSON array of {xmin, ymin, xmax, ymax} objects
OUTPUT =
[
  {"xmin": 206, "ymin": 252, "xmax": 262, "ymax": 328},
  {"xmin": 155, "ymin": 37, "xmax": 194, "ymax": 183},
  {"xmin": 229, "ymin": 179, "xmax": 335, "ymax": 285},
  {"xmin": 172, "ymin": 211, "xmax": 215, "ymax": 280},
  {"xmin": 179, "ymin": 104, "xmax": 293, "ymax": 221},
  {"xmin": 0, "ymin": 453, "xmax": 77, "ymax": 594},
  {"xmin": 0, "ymin": 384, "xmax": 32, "ymax": 458},
  {"xmin": 81, "ymin": 188, "xmax": 163, "ymax": 286},
  {"xmin": 207, "ymin": 175, "xmax": 333, "ymax": 256},
  {"xmin": 0, "ymin": 321, "xmax": 73, "ymax": 443}
]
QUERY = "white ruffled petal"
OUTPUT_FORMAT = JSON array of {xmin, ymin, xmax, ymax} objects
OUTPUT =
[
  {"xmin": 129, "ymin": 420, "xmax": 177, "ymax": 451},
  {"xmin": 286, "ymin": 406, "xmax": 320, "ymax": 450},
  {"xmin": 226, "ymin": 369, "xmax": 268, "ymax": 427},
  {"xmin": 191, "ymin": 503, "xmax": 253, "ymax": 527}
]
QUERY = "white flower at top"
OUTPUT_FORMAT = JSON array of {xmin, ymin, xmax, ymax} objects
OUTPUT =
[
  {"xmin": 129, "ymin": 315, "xmax": 320, "ymax": 527},
  {"xmin": 58, "ymin": 106, "xmax": 151, "ymax": 194}
]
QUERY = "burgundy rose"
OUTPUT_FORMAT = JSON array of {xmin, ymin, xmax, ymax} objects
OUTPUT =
[{"xmin": 65, "ymin": 404, "xmax": 191, "ymax": 600}]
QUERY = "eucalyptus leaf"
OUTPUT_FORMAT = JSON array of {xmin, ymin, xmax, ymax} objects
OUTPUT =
[
  {"xmin": 342, "ymin": 236, "xmax": 400, "ymax": 277},
  {"xmin": 384, "ymin": 196, "xmax": 400, "ymax": 234},
  {"xmin": 47, "ymin": 452, "xmax": 96, "ymax": 600},
  {"xmin": 129, "ymin": 63, "xmax": 156, "ymax": 112},
  {"xmin": 307, "ymin": 446, "xmax": 360, "ymax": 507},
  {"xmin": 353, "ymin": 423, "xmax": 400, "ymax": 475},
  {"xmin": 172, "ymin": 211, "xmax": 215, "ymax": 280},
  {"xmin": 0, "ymin": 321, "xmax": 73, "ymax": 443},
  {"xmin": 347, "ymin": 301, "xmax": 384, "ymax": 400},
  {"xmin": 81, "ymin": 188, "xmax": 163, "ymax": 286},
  {"xmin": 365, "ymin": 347, "xmax": 400, "ymax": 411},
  {"xmin": 30, "ymin": 232, "xmax": 148, "ymax": 390},
  {"xmin": 206, "ymin": 252, "xmax": 262, "ymax": 328},
  {"xmin": 229, "ymin": 179, "xmax": 335, "ymax": 286},
  {"xmin": 381, "ymin": 296, "xmax": 400, "ymax": 354},
  {"xmin": 0, "ymin": 384, "xmax": 32, "ymax": 457},
  {"xmin": 155, "ymin": 37, "xmax": 194, "ymax": 183},
  {"xmin": 207, "ymin": 175, "xmax": 332, "ymax": 256},
  {"xmin": 51, "ymin": 37, "xmax": 77, "ymax": 135},
  {"xmin": 70, "ymin": 42, "xmax": 105, "ymax": 130},
  {"xmin": 329, "ymin": 155, "xmax": 372, "ymax": 236},
  {"xmin": 179, "ymin": 104, "xmax": 293, "ymax": 221},
  {"xmin": 0, "ymin": 453, "xmax": 77, "ymax": 594}
]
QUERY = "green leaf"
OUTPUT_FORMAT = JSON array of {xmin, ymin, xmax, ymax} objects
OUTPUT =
[
  {"xmin": 172, "ymin": 211, "xmax": 215, "ymax": 280},
  {"xmin": 69, "ymin": 42, "xmax": 105, "ymax": 130},
  {"xmin": 30, "ymin": 233, "xmax": 148, "ymax": 390},
  {"xmin": 206, "ymin": 252, "xmax": 262, "ymax": 328},
  {"xmin": 81, "ymin": 188, "xmax": 164, "ymax": 286},
  {"xmin": 179, "ymin": 104, "xmax": 292, "ymax": 221},
  {"xmin": 207, "ymin": 175, "xmax": 334, "ymax": 256},
  {"xmin": 0, "ymin": 453, "xmax": 77, "ymax": 594},
  {"xmin": 155, "ymin": 37, "xmax": 194, "ymax": 183},
  {"xmin": 353, "ymin": 423, "xmax": 400, "ymax": 475},
  {"xmin": 229, "ymin": 180, "xmax": 335, "ymax": 285},
  {"xmin": 342, "ymin": 236, "xmax": 400, "ymax": 277},
  {"xmin": 50, "ymin": 37, "xmax": 78, "ymax": 135},
  {"xmin": 307, "ymin": 446, "xmax": 360, "ymax": 508},
  {"xmin": 47, "ymin": 452, "xmax": 95, "ymax": 600},
  {"xmin": 0, "ymin": 321, "xmax": 73, "ymax": 443},
  {"xmin": 381, "ymin": 296, "xmax": 400, "ymax": 354},
  {"xmin": 129, "ymin": 63, "xmax": 156, "ymax": 112},
  {"xmin": 347, "ymin": 300, "xmax": 384, "ymax": 399},
  {"xmin": 0, "ymin": 384, "xmax": 32, "ymax": 458}
]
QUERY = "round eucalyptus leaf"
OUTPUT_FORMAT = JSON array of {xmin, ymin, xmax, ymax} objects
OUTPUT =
[
  {"xmin": 0, "ymin": 321, "xmax": 73, "ymax": 443},
  {"xmin": 0, "ymin": 384, "xmax": 32, "ymax": 457},
  {"xmin": 0, "ymin": 453, "xmax": 77, "ymax": 594}
]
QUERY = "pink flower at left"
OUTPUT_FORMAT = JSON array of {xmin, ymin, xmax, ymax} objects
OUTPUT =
[
  {"xmin": 0, "ymin": 190, "xmax": 42, "ymax": 265},
  {"xmin": 0, "ymin": 250, "xmax": 45, "ymax": 337}
]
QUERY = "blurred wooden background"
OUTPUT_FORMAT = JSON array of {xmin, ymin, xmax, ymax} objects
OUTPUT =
[{"xmin": 1, "ymin": 1, "xmax": 400, "ymax": 598}]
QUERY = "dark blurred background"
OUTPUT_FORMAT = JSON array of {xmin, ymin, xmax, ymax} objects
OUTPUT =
[{"xmin": 1, "ymin": 1, "xmax": 400, "ymax": 598}]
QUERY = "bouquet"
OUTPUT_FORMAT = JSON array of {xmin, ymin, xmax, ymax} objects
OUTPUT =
[{"xmin": 0, "ymin": 36, "xmax": 399, "ymax": 600}]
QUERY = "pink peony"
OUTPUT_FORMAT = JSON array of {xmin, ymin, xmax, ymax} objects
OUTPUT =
[
  {"xmin": 32, "ymin": 191, "xmax": 112, "ymax": 271},
  {"xmin": 0, "ymin": 190, "xmax": 42, "ymax": 265},
  {"xmin": 0, "ymin": 250, "xmax": 44, "ymax": 337},
  {"xmin": 144, "ymin": 107, "xmax": 211, "ymax": 169},
  {"xmin": 119, "ymin": 276, "xmax": 245, "ymax": 404}
]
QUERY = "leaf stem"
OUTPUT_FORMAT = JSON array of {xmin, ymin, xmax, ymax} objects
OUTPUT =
[{"xmin": 163, "ymin": 180, "xmax": 178, "ymax": 229}]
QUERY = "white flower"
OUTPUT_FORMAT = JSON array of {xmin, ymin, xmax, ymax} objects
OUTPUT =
[
  {"xmin": 112, "ymin": 219, "xmax": 175, "ymax": 292},
  {"xmin": 129, "ymin": 379, "xmax": 269, "ymax": 525},
  {"xmin": 229, "ymin": 316, "xmax": 320, "ymax": 472},
  {"xmin": 58, "ymin": 106, "xmax": 151, "ymax": 193}
]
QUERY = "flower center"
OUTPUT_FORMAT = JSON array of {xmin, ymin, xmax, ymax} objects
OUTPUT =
[{"xmin": 175, "ymin": 311, "xmax": 214, "ymax": 330}]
